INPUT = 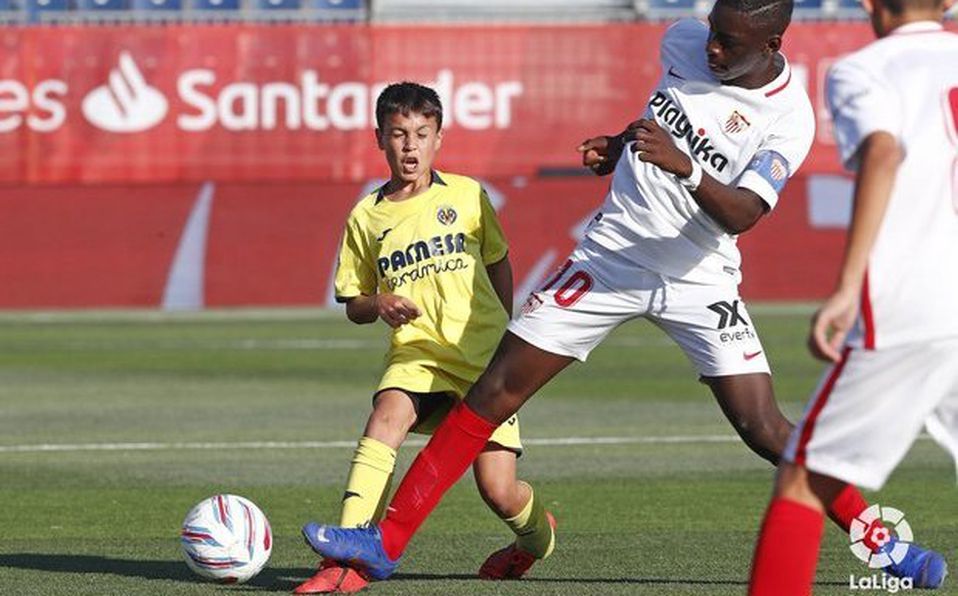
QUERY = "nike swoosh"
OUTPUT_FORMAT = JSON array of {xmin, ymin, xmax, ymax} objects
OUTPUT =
[
  {"xmin": 342, "ymin": 490, "xmax": 361, "ymax": 502},
  {"xmin": 314, "ymin": 527, "xmax": 330, "ymax": 543},
  {"xmin": 744, "ymin": 351, "xmax": 763, "ymax": 361},
  {"xmin": 668, "ymin": 66, "xmax": 685, "ymax": 80},
  {"xmin": 376, "ymin": 228, "xmax": 392, "ymax": 242}
]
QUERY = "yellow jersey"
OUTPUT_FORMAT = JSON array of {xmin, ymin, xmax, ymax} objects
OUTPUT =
[{"xmin": 334, "ymin": 171, "xmax": 509, "ymax": 384}]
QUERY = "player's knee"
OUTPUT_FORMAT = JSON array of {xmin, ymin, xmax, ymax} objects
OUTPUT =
[
  {"xmin": 365, "ymin": 402, "xmax": 415, "ymax": 444},
  {"xmin": 467, "ymin": 371, "xmax": 520, "ymax": 424},
  {"xmin": 736, "ymin": 418, "xmax": 785, "ymax": 464}
]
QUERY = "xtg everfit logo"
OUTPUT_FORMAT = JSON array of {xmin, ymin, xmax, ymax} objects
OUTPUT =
[{"xmin": 0, "ymin": 53, "xmax": 523, "ymax": 134}]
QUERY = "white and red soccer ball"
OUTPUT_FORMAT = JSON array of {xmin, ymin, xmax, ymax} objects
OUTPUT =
[{"xmin": 180, "ymin": 494, "xmax": 272, "ymax": 583}]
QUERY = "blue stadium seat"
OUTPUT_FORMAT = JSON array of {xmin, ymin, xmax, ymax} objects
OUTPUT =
[
  {"xmin": 259, "ymin": 0, "xmax": 299, "ymax": 9},
  {"xmin": 27, "ymin": 0, "xmax": 69, "ymax": 11},
  {"xmin": 792, "ymin": 0, "xmax": 823, "ymax": 19},
  {"xmin": 193, "ymin": 0, "xmax": 239, "ymax": 10},
  {"xmin": 642, "ymin": 0, "xmax": 696, "ymax": 19},
  {"xmin": 312, "ymin": 0, "xmax": 360, "ymax": 8},
  {"xmin": 132, "ymin": 0, "xmax": 181, "ymax": 10},
  {"xmin": 835, "ymin": 0, "xmax": 866, "ymax": 18},
  {"xmin": 78, "ymin": 0, "xmax": 127, "ymax": 9}
]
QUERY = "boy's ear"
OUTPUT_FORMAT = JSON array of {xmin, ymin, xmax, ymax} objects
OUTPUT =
[
  {"xmin": 435, "ymin": 129, "xmax": 443, "ymax": 150},
  {"xmin": 375, "ymin": 128, "xmax": 385, "ymax": 150},
  {"xmin": 765, "ymin": 34, "xmax": 782, "ymax": 55},
  {"xmin": 861, "ymin": 0, "xmax": 876, "ymax": 16}
]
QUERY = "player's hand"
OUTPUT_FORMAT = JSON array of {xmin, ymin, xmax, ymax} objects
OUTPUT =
[
  {"xmin": 808, "ymin": 288, "xmax": 858, "ymax": 362},
  {"xmin": 576, "ymin": 129, "xmax": 625, "ymax": 176},
  {"xmin": 631, "ymin": 118, "xmax": 693, "ymax": 178},
  {"xmin": 375, "ymin": 294, "xmax": 422, "ymax": 328}
]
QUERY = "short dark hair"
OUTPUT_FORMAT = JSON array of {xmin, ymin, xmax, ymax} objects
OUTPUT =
[
  {"xmin": 719, "ymin": 0, "xmax": 794, "ymax": 34},
  {"xmin": 878, "ymin": 0, "xmax": 943, "ymax": 15},
  {"xmin": 375, "ymin": 82, "xmax": 443, "ymax": 131}
]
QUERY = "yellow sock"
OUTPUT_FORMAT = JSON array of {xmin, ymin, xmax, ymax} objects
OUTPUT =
[
  {"xmin": 505, "ymin": 483, "xmax": 555, "ymax": 559},
  {"xmin": 371, "ymin": 472, "xmax": 394, "ymax": 524},
  {"xmin": 339, "ymin": 436, "xmax": 397, "ymax": 528}
]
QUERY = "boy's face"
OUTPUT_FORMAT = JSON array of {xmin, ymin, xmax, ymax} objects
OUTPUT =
[
  {"xmin": 376, "ymin": 110, "xmax": 442, "ymax": 184},
  {"xmin": 706, "ymin": 3, "xmax": 780, "ymax": 83}
]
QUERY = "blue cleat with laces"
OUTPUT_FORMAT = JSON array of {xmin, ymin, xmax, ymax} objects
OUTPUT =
[
  {"xmin": 301, "ymin": 522, "xmax": 400, "ymax": 581},
  {"xmin": 883, "ymin": 538, "xmax": 948, "ymax": 589}
]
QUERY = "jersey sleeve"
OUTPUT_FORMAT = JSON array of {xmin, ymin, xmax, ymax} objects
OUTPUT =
[
  {"xmin": 737, "ymin": 101, "xmax": 815, "ymax": 211},
  {"xmin": 478, "ymin": 188, "xmax": 509, "ymax": 265},
  {"xmin": 825, "ymin": 59, "xmax": 903, "ymax": 171},
  {"xmin": 333, "ymin": 213, "xmax": 377, "ymax": 302}
]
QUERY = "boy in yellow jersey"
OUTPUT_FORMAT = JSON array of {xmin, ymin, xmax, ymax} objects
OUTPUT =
[{"xmin": 294, "ymin": 82, "xmax": 555, "ymax": 594}]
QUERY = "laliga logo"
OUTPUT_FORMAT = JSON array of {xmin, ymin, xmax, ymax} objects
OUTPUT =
[
  {"xmin": 849, "ymin": 504, "xmax": 912, "ymax": 568},
  {"xmin": 82, "ymin": 52, "xmax": 168, "ymax": 133}
]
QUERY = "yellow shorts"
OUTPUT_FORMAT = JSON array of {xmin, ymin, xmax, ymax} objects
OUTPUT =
[{"xmin": 378, "ymin": 361, "xmax": 522, "ymax": 454}]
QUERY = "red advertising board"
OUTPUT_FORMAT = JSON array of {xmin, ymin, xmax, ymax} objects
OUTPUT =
[
  {"xmin": 1, "ymin": 22, "xmax": 942, "ymax": 307},
  {"xmin": 0, "ymin": 22, "xmax": 913, "ymax": 184}
]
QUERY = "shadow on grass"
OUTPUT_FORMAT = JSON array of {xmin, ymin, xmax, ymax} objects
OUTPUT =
[
  {"xmin": 0, "ymin": 554, "xmax": 848, "ymax": 590},
  {"xmin": 0, "ymin": 553, "xmax": 311, "ymax": 590}
]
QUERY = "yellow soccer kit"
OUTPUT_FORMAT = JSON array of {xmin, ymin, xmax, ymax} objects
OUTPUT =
[{"xmin": 334, "ymin": 170, "xmax": 520, "ymax": 451}]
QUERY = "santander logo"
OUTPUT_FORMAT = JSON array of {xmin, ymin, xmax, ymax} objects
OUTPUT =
[
  {"xmin": 7, "ymin": 50, "xmax": 522, "ymax": 135},
  {"xmin": 81, "ymin": 52, "xmax": 168, "ymax": 133}
]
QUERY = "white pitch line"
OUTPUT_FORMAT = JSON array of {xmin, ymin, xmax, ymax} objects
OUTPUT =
[
  {"xmin": 0, "ymin": 435, "xmax": 748, "ymax": 454},
  {"xmin": 0, "ymin": 433, "xmax": 935, "ymax": 455}
]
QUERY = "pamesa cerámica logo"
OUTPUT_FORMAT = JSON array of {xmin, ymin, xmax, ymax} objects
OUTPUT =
[
  {"xmin": 70, "ymin": 52, "xmax": 522, "ymax": 134},
  {"xmin": 848, "ymin": 504, "xmax": 914, "ymax": 593}
]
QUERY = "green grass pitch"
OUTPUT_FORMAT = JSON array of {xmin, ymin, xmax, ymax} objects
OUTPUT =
[{"xmin": 1, "ymin": 306, "xmax": 955, "ymax": 595}]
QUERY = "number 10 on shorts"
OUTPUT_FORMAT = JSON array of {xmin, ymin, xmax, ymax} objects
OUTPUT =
[{"xmin": 540, "ymin": 259, "xmax": 594, "ymax": 308}]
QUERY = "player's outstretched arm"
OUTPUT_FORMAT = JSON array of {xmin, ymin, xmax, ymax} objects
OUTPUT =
[
  {"xmin": 629, "ymin": 118, "xmax": 766, "ymax": 234},
  {"xmin": 808, "ymin": 132, "xmax": 901, "ymax": 362},
  {"xmin": 486, "ymin": 256, "xmax": 514, "ymax": 319},
  {"xmin": 345, "ymin": 294, "xmax": 422, "ymax": 327}
]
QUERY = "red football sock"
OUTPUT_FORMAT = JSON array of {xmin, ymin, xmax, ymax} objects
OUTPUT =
[
  {"xmin": 378, "ymin": 401, "xmax": 496, "ymax": 560},
  {"xmin": 825, "ymin": 483, "xmax": 868, "ymax": 533},
  {"xmin": 749, "ymin": 498, "xmax": 824, "ymax": 596}
]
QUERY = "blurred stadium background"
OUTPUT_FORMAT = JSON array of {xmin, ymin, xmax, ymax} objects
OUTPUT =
[{"xmin": 1, "ymin": 0, "xmax": 954, "ymax": 312}]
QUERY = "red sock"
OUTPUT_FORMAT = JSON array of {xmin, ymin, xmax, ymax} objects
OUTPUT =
[
  {"xmin": 749, "ymin": 498, "xmax": 824, "ymax": 596},
  {"xmin": 378, "ymin": 401, "xmax": 496, "ymax": 560},
  {"xmin": 825, "ymin": 483, "xmax": 868, "ymax": 533}
]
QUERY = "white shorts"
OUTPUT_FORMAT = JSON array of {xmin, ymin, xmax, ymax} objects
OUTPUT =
[
  {"xmin": 509, "ymin": 240, "xmax": 770, "ymax": 378},
  {"xmin": 783, "ymin": 338, "xmax": 958, "ymax": 491}
]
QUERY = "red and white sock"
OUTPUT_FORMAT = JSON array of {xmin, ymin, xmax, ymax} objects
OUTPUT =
[
  {"xmin": 749, "ymin": 498, "xmax": 824, "ymax": 596},
  {"xmin": 378, "ymin": 401, "xmax": 496, "ymax": 560}
]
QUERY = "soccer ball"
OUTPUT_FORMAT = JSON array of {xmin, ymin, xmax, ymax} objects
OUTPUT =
[{"xmin": 180, "ymin": 494, "xmax": 272, "ymax": 583}]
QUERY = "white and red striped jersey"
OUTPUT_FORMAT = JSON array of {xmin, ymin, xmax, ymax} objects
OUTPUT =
[
  {"xmin": 827, "ymin": 21, "xmax": 958, "ymax": 349},
  {"xmin": 585, "ymin": 18, "xmax": 815, "ymax": 285}
]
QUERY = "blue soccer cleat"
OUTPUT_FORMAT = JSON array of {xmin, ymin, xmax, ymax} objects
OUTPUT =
[
  {"xmin": 883, "ymin": 538, "xmax": 948, "ymax": 589},
  {"xmin": 301, "ymin": 522, "xmax": 399, "ymax": 581}
]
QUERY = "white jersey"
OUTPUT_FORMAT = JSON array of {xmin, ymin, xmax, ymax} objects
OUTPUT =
[
  {"xmin": 585, "ymin": 19, "xmax": 815, "ymax": 285},
  {"xmin": 826, "ymin": 21, "xmax": 958, "ymax": 349}
]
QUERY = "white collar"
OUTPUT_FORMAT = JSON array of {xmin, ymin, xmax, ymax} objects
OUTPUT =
[{"xmin": 889, "ymin": 21, "xmax": 944, "ymax": 35}]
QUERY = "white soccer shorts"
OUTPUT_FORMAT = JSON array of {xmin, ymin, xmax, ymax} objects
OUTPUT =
[
  {"xmin": 508, "ymin": 240, "xmax": 771, "ymax": 378},
  {"xmin": 784, "ymin": 338, "xmax": 958, "ymax": 490}
]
